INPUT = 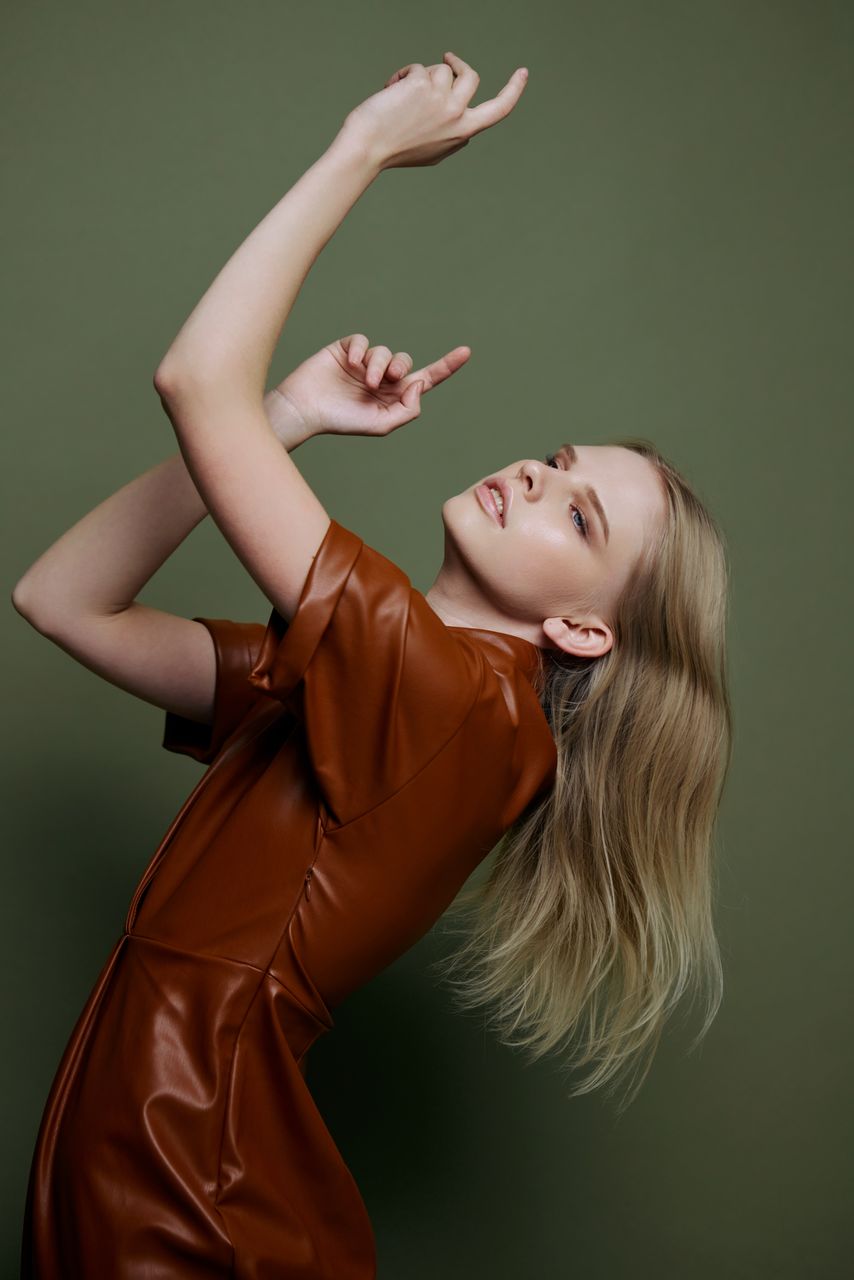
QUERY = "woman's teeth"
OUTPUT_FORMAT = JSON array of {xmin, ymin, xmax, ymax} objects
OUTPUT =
[{"xmin": 489, "ymin": 486, "xmax": 504, "ymax": 517}]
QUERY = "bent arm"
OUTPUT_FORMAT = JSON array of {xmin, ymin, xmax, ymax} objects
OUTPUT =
[
  {"xmin": 153, "ymin": 133, "xmax": 386, "ymax": 624},
  {"xmin": 11, "ymin": 392, "xmax": 310, "ymax": 630}
]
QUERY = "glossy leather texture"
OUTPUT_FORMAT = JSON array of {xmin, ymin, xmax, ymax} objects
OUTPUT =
[{"xmin": 21, "ymin": 518, "xmax": 557, "ymax": 1278}]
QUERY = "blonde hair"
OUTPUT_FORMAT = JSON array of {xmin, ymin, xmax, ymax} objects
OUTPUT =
[{"xmin": 433, "ymin": 438, "xmax": 733, "ymax": 1113}]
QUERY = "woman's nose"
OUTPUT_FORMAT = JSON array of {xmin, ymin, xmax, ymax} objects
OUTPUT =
[{"xmin": 520, "ymin": 460, "xmax": 545, "ymax": 498}]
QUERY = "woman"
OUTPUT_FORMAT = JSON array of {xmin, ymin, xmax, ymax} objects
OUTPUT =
[{"xmin": 15, "ymin": 53, "xmax": 732, "ymax": 1278}]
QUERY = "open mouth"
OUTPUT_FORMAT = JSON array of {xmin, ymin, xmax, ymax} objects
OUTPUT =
[{"xmin": 475, "ymin": 478, "xmax": 509, "ymax": 526}]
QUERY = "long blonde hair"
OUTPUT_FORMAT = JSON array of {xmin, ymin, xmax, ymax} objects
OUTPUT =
[{"xmin": 433, "ymin": 438, "xmax": 733, "ymax": 1113}]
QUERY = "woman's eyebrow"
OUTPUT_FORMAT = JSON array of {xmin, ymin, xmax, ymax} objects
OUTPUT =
[{"xmin": 557, "ymin": 444, "xmax": 610, "ymax": 544}]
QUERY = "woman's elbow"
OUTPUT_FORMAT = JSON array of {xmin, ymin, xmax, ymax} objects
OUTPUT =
[
  {"xmin": 153, "ymin": 358, "xmax": 184, "ymax": 401},
  {"xmin": 152, "ymin": 359, "xmax": 233, "ymax": 417},
  {"xmin": 11, "ymin": 578, "xmax": 52, "ymax": 634}
]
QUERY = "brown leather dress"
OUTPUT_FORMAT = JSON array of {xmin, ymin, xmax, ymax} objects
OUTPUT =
[{"xmin": 21, "ymin": 518, "xmax": 557, "ymax": 1279}]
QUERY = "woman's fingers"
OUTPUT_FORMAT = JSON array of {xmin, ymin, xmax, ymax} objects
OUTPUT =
[
  {"xmin": 342, "ymin": 333, "xmax": 370, "ymax": 367},
  {"xmin": 427, "ymin": 62, "xmax": 455, "ymax": 89},
  {"xmin": 389, "ymin": 379, "xmax": 424, "ymax": 426},
  {"xmin": 408, "ymin": 344, "xmax": 471, "ymax": 392},
  {"xmin": 339, "ymin": 335, "xmax": 470, "ymax": 393},
  {"xmin": 364, "ymin": 345, "xmax": 393, "ymax": 387},
  {"xmin": 342, "ymin": 335, "xmax": 412, "ymax": 385},
  {"xmin": 444, "ymin": 51, "xmax": 480, "ymax": 104},
  {"xmin": 444, "ymin": 50, "xmax": 528, "ymax": 134},
  {"xmin": 386, "ymin": 351, "xmax": 413, "ymax": 380},
  {"xmin": 385, "ymin": 62, "xmax": 425, "ymax": 88}
]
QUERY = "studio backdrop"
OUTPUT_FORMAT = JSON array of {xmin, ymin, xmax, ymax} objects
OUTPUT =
[{"xmin": 3, "ymin": 2, "xmax": 852, "ymax": 1277}]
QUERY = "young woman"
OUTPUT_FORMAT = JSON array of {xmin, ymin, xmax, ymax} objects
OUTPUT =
[{"xmin": 16, "ymin": 53, "xmax": 732, "ymax": 1278}]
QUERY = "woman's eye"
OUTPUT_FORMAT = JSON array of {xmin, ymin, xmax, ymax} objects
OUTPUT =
[
  {"xmin": 571, "ymin": 508, "xmax": 588, "ymax": 536},
  {"xmin": 543, "ymin": 453, "xmax": 588, "ymax": 537}
]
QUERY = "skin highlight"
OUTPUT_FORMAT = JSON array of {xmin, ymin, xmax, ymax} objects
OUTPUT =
[{"xmin": 424, "ymin": 444, "xmax": 669, "ymax": 657}]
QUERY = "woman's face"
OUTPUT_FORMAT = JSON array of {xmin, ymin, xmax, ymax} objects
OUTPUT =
[{"xmin": 427, "ymin": 444, "xmax": 667, "ymax": 657}]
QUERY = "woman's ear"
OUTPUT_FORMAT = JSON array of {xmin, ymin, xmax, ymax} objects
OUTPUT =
[{"xmin": 542, "ymin": 615, "xmax": 613, "ymax": 659}]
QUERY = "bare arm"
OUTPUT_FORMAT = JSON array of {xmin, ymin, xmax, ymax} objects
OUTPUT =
[
  {"xmin": 153, "ymin": 137, "xmax": 380, "ymax": 624},
  {"xmin": 9, "ymin": 54, "xmax": 525, "ymax": 727},
  {"xmin": 11, "ymin": 392, "xmax": 308, "ymax": 627},
  {"xmin": 153, "ymin": 55, "xmax": 525, "ymax": 625},
  {"xmin": 9, "ymin": 394, "xmax": 310, "ymax": 726}
]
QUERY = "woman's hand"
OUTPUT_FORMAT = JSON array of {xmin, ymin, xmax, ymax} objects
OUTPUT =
[
  {"xmin": 340, "ymin": 51, "xmax": 529, "ymax": 172},
  {"xmin": 269, "ymin": 333, "xmax": 472, "ymax": 440}
]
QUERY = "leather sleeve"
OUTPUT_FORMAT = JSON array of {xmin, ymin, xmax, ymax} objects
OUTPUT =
[
  {"xmin": 162, "ymin": 616, "xmax": 268, "ymax": 765},
  {"xmin": 246, "ymin": 519, "xmax": 482, "ymax": 827}
]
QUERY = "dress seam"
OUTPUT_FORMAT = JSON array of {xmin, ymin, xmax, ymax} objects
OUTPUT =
[
  {"xmin": 211, "ymin": 964, "xmax": 268, "ymax": 1217},
  {"xmin": 265, "ymin": 963, "xmax": 333, "ymax": 1029},
  {"xmin": 127, "ymin": 931, "xmax": 267, "ymax": 975}
]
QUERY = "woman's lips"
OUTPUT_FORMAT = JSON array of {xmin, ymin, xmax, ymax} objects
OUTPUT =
[{"xmin": 475, "ymin": 482, "xmax": 504, "ymax": 526}]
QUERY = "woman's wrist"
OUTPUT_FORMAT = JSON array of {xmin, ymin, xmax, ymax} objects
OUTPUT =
[
  {"xmin": 262, "ymin": 388, "xmax": 314, "ymax": 451},
  {"xmin": 328, "ymin": 118, "xmax": 387, "ymax": 180}
]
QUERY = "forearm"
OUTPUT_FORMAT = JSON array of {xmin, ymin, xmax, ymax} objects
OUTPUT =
[
  {"xmin": 11, "ymin": 393, "xmax": 309, "ymax": 630},
  {"xmin": 155, "ymin": 131, "xmax": 380, "ymax": 400}
]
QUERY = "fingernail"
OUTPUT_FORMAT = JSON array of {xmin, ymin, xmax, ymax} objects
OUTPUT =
[{"xmin": 520, "ymin": 67, "xmax": 529, "ymax": 79}]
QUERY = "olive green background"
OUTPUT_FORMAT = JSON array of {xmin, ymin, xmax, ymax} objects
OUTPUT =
[{"xmin": 3, "ymin": 2, "xmax": 852, "ymax": 1275}]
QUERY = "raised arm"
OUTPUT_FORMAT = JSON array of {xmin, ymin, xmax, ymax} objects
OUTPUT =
[
  {"xmin": 153, "ymin": 52, "xmax": 528, "ymax": 623},
  {"xmin": 152, "ymin": 138, "xmax": 378, "ymax": 621}
]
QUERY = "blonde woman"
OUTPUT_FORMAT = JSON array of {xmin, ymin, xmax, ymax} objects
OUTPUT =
[{"xmin": 16, "ymin": 53, "xmax": 732, "ymax": 1279}]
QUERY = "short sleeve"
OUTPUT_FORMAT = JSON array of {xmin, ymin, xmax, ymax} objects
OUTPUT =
[
  {"xmin": 246, "ymin": 519, "xmax": 482, "ymax": 826},
  {"xmin": 162, "ymin": 616, "xmax": 268, "ymax": 765}
]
